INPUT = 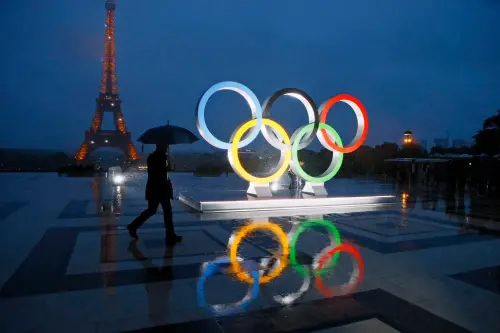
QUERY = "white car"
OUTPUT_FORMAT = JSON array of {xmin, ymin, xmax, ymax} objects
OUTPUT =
[{"xmin": 108, "ymin": 166, "xmax": 125, "ymax": 185}]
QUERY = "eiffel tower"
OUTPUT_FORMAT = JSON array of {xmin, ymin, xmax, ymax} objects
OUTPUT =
[{"xmin": 75, "ymin": 0, "xmax": 139, "ymax": 163}]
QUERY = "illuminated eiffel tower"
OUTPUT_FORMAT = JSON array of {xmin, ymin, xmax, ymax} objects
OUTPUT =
[{"xmin": 75, "ymin": 0, "xmax": 139, "ymax": 163}]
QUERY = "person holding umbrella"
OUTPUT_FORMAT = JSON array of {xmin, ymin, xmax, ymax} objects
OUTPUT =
[{"xmin": 127, "ymin": 123, "xmax": 198, "ymax": 243}]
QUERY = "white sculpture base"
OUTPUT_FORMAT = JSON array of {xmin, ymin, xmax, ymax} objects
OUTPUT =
[
  {"xmin": 301, "ymin": 182, "xmax": 328, "ymax": 196},
  {"xmin": 247, "ymin": 183, "xmax": 273, "ymax": 197},
  {"xmin": 178, "ymin": 190, "xmax": 396, "ymax": 214}
]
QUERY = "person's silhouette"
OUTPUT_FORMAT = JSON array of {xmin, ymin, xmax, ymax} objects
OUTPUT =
[
  {"xmin": 127, "ymin": 144, "xmax": 182, "ymax": 243},
  {"xmin": 128, "ymin": 240, "xmax": 175, "ymax": 324}
]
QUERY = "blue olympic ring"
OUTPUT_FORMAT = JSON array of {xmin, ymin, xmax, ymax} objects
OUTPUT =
[
  {"xmin": 196, "ymin": 81, "xmax": 263, "ymax": 150},
  {"xmin": 196, "ymin": 257, "xmax": 260, "ymax": 316}
]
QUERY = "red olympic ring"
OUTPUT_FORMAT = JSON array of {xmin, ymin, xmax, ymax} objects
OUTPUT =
[
  {"xmin": 319, "ymin": 94, "xmax": 368, "ymax": 153},
  {"xmin": 314, "ymin": 244, "xmax": 364, "ymax": 297}
]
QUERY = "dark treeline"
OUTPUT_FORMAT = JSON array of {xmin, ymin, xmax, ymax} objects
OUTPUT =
[{"xmin": 0, "ymin": 149, "xmax": 71, "ymax": 171}]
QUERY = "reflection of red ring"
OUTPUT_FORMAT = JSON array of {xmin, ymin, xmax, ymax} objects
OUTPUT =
[
  {"xmin": 315, "ymin": 244, "xmax": 364, "ymax": 297},
  {"xmin": 319, "ymin": 94, "xmax": 368, "ymax": 153}
]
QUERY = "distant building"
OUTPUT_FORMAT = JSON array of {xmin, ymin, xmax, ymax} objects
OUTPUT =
[
  {"xmin": 452, "ymin": 139, "xmax": 468, "ymax": 148},
  {"xmin": 433, "ymin": 138, "xmax": 449, "ymax": 149}
]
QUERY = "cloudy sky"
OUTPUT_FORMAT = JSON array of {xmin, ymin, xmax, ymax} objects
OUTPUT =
[{"xmin": 1, "ymin": 0, "xmax": 499, "ymax": 153}]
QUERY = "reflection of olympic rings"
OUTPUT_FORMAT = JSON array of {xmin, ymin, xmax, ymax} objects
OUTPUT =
[
  {"xmin": 198, "ymin": 219, "xmax": 365, "ymax": 314},
  {"xmin": 315, "ymin": 244, "xmax": 364, "ymax": 297},
  {"xmin": 195, "ymin": 81, "xmax": 369, "ymax": 185},
  {"xmin": 289, "ymin": 219, "xmax": 341, "ymax": 277},
  {"xmin": 259, "ymin": 258, "xmax": 313, "ymax": 306},
  {"xmin": 228, "ymin": 222, "xmax": 290, "ymax": 284},
  {"xmin": 197, "ymin": 256, "xmax": 260, "ymax": 316}
]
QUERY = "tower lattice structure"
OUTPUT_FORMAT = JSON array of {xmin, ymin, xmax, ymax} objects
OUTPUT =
[{"xmin": 75, "ymin": 0, "xmax": 139, "ymax": 163}]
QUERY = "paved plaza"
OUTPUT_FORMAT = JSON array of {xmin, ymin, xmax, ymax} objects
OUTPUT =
[{"xmin": 1, "ymin": 172, "xmax": 499, "ymax": 332}]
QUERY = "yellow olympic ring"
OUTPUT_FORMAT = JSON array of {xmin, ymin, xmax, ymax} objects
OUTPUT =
[
  {"xmin": 230, "ymin": 118, "xmax": 292, "ymax": 184},
  {"xmin": 229, "ymin": 222, "xmax": 289, "ymax": 284}
]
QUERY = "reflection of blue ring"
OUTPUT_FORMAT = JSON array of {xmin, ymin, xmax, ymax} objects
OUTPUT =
[
  {"xmin": 197, "ymin": 257, "xmax": 260, "ymax": 316},
  {"xmin": 195, "ymin": 81, "xmax": 263, "ymax": 150}
]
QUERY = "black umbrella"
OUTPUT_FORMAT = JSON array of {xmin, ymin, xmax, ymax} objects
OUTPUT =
[{"xmin": 137, "ymin": 123, "xmax": 199, "ymax": 146}]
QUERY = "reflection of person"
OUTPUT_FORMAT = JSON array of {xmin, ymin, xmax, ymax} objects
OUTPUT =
[
  {"xmin": 128, "ymin": 240, "xmax": 175, "ymax": 323},
  {"xmin": 127, "ymin": 144, "xmax": 182, "ymax": 243}
]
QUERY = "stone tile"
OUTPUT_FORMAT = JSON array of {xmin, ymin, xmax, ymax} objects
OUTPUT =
[
  {"xmin": 59, "ymin": 198, "xmax": 192, "ymax": 219},
  {"xmin": 33, "ymin": 320, "xmax": 99, "ymax": 333},
  {"xmin": 353, "ymin": 289, "xmax": 472, "ymax": 333},
  {"xmin": 313, "ymin": 319, "xmax": 401, "ymax": 333},
  {"xmin": 98, "ymin": 312, "xmax": 220, "ymax": 333},
  {"xmin": 0, "ymin": 201, "xmax": 29, "ymax": 220},
  {"xmin": 334, "ymin": 215, "xmax": 448, "ymax": 237},
  {"xmin": 104, "ymin": 229, "xmax": 227, "ymax": 262},
  {"xmin": 451, "ymin": 264, "xmax": 500, "ymax": 295}
]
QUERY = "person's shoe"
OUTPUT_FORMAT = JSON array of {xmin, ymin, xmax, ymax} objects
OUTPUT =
[
  {"xmin": 127, "ymin": 224, "xmax": 138, "ymax": 239},
  {"xmin": 165, "ymin": 233, "xmax": 182, "ymax": 243}
]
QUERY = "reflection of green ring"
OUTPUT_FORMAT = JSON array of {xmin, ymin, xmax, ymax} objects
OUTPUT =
[
  {"xmin": 292, "ymin": 123, "xmax": 343, "ymax": 183},
  {"xmin": 289, "ymin": 219, "xmax": 341, "ymax": 277}
]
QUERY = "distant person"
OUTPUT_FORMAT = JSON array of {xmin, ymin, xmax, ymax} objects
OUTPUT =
[
  {"xmin": 423, "ymin": 163, "xmax": 431, "ymax": 186},
  {"xmin": 288, "ymin": 161, "xmax": 304, "ymax": 190},
  {"xmin": 396, "ymin": 166, "xmax": 402, "ymax": 184},
  {"xmin": 127, "ymin": 144, "xmax": 182, "ymax": 244},
  {"xmin": 411, "ymin": 159, "xmax": 417, "ymax": 183},
  {"xmin": 433, "ymin": 164, "xmax": 442, "ymax": 190}
]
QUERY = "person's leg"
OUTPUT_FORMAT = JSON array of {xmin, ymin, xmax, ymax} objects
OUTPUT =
[
  {"xmin": 160, "ymin": 198, "xmax": 174, "ymax": 232},
  {"xmin": 127, "ymin": 200, "xmax": 159, "ymax": 238},
  {"xmin": 160, "ymin": 198, "xmax": 182, "ymax": 242}
]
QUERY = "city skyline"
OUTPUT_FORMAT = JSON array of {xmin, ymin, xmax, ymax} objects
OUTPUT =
[{"xmin": 1, "ymin": 0, "xmax": 499, "ymax": 153}]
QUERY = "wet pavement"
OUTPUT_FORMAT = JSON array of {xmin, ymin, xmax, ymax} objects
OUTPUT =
[{"xmin": 0, "ymin": 172, "xmax": 499, "ymax": 332}]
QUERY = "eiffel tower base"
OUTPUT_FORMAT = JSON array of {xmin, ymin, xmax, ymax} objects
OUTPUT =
[{"xmin": 75, "ymin": 130, "xmax": 138, "ymax": 164}]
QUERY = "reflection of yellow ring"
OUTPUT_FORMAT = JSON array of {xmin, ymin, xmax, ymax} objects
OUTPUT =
[
  {"xmin": 230, "ymin": 119, "xmax": 291, "ymax": 184},
  {"xmin": 229, "ymin": 222, "xmax": 289, "ymax": 284}
]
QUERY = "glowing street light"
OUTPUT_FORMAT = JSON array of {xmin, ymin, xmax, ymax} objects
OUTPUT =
[{"xmin": 403, "ymin": 130, "xmax": 413, "ymax": 145}]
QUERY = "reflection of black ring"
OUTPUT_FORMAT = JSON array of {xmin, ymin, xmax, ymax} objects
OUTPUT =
[
  {"xmin": 259, "ymin": 258, "xmax": 312, "ymax": 306},
  {"xmin": 261, "ymin": 88, "xmax": 319, "ymax": 151},
  {"xmin": 258, "ymin": 252, "xmax": 313, "ymax": 306}
]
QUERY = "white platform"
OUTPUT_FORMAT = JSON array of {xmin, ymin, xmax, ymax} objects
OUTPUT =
[
  {"xmin": 178, "ymin": 189, "xmax": 397, "ymax": 214},
  {"xmin": 180, "ymin": 203, "xmax": 398, "ymax": 221}
]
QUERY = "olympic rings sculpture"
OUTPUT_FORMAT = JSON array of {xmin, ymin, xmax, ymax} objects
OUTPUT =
[
  {"xmin": 195, "ymin": 81, "xmax": 368, "ymax": 191},
  {"xmin": 197, "ymin": 219, "xmax": 364, "ymax": 315}
]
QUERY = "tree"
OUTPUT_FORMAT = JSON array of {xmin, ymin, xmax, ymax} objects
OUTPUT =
[
  {"xmin": 473, "ymin": 110, "xmax": 500, "ymax": 155},
  {"xmin": 396, "ymin": 143, "xmax": 426, "ymax": 158},
  {"xmin": 53, "ymin": 152, "xmax": 70, "ymax": 166},
  {"xmin": 374, "ymin": 142, "xmax": 399, "ymax": 159}
]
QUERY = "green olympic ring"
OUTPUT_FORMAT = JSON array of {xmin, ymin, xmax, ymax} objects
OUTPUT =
[
  {"xmin": 291, "ymin": 123, "xmax": 344, "ymax": 183},
  {"xmin": 289, "ymin": 219, "xmax": 342, "ymax": 277}
]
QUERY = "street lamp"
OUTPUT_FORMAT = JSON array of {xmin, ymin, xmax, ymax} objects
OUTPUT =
[{"xmin": 403, "ymin": 130, "xmax": 413, "ymax": 145}]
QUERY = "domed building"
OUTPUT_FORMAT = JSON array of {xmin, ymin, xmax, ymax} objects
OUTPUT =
[{"xmin": 403, "ymin": 130, "xmax": 414, "ymax": 144}]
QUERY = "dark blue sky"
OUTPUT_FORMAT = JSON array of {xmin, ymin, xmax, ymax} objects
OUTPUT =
[{"xmin": 1, "ymin": 0, "xmax": 499, "ymax": 153}]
